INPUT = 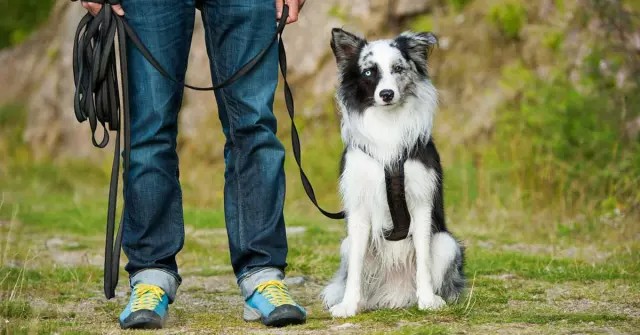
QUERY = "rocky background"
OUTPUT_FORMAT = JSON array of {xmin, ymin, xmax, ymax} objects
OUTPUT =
[
  {"xmin": 0, "ymin": 0, "xmax": 433, "ymax": 159},
  {"xmin": 1, "ymin": 0, "xmax": 639, "ymax": 212}
]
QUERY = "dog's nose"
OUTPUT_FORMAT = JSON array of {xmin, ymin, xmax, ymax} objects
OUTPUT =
[{"xmin": 379, "ymin": 89, "xmax": 394, "ymax": 103}]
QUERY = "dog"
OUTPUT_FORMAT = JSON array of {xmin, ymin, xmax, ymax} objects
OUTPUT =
[{"xmin": 320, "ymin": 28, "xmax": 466, "ymax": 318}]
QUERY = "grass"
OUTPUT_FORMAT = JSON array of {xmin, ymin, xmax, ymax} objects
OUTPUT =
[{"xmin": 0, "ymin": 153, "xmax": 638, "ymax": 334}]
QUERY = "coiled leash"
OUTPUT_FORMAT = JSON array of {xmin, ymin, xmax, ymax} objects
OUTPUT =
[{"xmin": 72, "ymin": 0, "xmax": 344, "ymax": 299}]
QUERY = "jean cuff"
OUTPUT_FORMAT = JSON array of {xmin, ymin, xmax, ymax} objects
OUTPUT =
[
  {"xmin": 238, "ymin": 267, "xmax": 284, "ymax": 300},
  {"xmin": 130, "ymin": 268, "xmax": 180, "ymax": 303}
]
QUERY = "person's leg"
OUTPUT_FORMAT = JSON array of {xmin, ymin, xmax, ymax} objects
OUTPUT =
[
  {"xmin": 201, "ymin": 0, "xmax": 287, "ymax": 290},
  {"xmin": 119, "ymin": 0, "xmax": 195, "ymax": 328},
  {"xmin": 201, "ymin": 0, "xmax": 303, "ymax": 326}
]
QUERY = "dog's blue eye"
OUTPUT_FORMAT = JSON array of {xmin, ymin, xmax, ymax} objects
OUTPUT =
[{"xmin": 364, "ymin": 70, "xmax": 372, "ymax": 77}]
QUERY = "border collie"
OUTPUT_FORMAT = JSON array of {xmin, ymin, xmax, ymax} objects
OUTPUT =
[{"xmin": 320, "ymin": 28, "xmax": 466, "ymax": 318}]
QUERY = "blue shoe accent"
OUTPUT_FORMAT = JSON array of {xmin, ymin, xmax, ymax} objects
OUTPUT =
[
  {"xmin": 119, "ymin": 283, "xmax": 169, "ymax": 329},
  {"xmin": 244, "ymin": 280, "xmax": 306, "ymax": 327}
]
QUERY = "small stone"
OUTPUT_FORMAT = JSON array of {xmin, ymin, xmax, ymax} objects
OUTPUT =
[
  {"xmin": 286, "ymin": 226, "xmax": 307, "ymax": 235},
  {"xmin": 333, "ymin": 323, "xmax": 359, "ymax": 329},
  {"xmin": 284, "ymin": 276, "xmax": 306, "ymax": 286}
]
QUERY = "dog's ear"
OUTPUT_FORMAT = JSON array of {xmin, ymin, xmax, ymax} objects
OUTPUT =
[
  {"xmin": 331, "ymin": 28, "xmax": 366, "ymax": 66},
  {"xmin": 395, "ymin": 31, "xmax": 438, "ymax": 74}
]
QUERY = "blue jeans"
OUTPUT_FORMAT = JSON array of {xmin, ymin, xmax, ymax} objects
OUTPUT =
[{"xmin": 120, "ymin": 0, "xmax": 288, "ymax": 302}]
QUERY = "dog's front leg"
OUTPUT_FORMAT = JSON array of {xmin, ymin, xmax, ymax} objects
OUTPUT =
[
  {"xmin": 413, "ymin": 205, "xmax": 446, "ymax": 310},
  {"xmin": 330, "ymin": 208, "xmax": 370, "ymax": 318}
]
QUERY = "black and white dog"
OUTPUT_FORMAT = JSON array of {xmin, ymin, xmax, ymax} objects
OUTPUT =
[{"xmin": 320, "ymin": 28, "xmax": 466, "ymax": 318}]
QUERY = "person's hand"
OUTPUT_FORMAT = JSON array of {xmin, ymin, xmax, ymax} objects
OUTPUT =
[
  {"xmin": 276, "ymin": 0, "xmax": 305, "ymax": 24},
  {"xmin": 80, "ymin": 1, "xmax": 125, "ymax": 16}
]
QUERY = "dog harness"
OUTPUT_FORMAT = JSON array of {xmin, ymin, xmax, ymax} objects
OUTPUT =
[
  {"xmin": 384, "ymin": 161, "xmax": 412, "ymax": 241},
  {"xmin": 357, "ymin": 147, "xmax": 412, "ymax": 241}
]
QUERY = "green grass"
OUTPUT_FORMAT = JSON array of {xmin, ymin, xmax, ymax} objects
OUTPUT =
[{"xmin": 0, "ymin": 159, "xmax": 638, "ymax": 334}]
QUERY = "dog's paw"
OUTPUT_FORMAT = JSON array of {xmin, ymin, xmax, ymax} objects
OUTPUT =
[
  {"xmin": 330, "ymin": 302, "xmax": 358, "ymax": 318},
  {"xmin": 418, "ymin": 294, "xmax": 446, "ymax": 310}
]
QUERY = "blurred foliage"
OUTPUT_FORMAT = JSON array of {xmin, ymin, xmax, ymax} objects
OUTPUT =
[
  {"xmin": 0, "ymin": 104, "xmax": 27, "ymax": 160},
  {"xmin": 409, "ymin": 15, "xmax": 433, "ymax": 32},
  {"xmin": 488, "ymin": 2, "xmax": 527, "ymax": 40},
  {"xmin": 327, "ymin": 4, "xmax": 348, "ymax": 23},
  {"xmin": 0, "ymin": 0, "xmax": 55, "ymax": 49},
  {"xmin": 489, "ymin": 0, "xmax": 640, "ymax": 209},
  {"xmin": 449, "ymin": 0, "xmax": 472, "ymax": 12}
]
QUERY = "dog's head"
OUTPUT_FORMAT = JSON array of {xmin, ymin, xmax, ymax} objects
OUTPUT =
[{"xmin": 330, "ymin": 28, "xmax": 437, "ymax": 111}]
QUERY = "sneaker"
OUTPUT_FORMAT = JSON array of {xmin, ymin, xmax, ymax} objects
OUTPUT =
[
  {"xmin": 243, "ymin": 280, "xmax": 306, "ymax": 327},
  {"xmin": 119, "ymin": 283, "xmax": 169, "ymax": 329}
]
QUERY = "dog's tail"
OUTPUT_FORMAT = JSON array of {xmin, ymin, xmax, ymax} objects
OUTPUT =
[{"xmin": 431, "ymin": 232, "xmax": 466, "ymax": 302}]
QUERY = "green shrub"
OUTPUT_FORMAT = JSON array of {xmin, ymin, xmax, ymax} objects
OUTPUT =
[
  {"xmin": 327, "ymin": 4, "xmax": 348, "ymax": 22},
  {"xmin": 449, "ymin": 0, "xmax": 472, "ymax": 12},
  {"xmin": 0, "ymin": 0, "xmax": 55, "ymax": 49},
  {"xmin": 488, "ymin": 2, "xmax": 527, "ymax": 40},
  {"xmin": 409, "ymin": 14, "xmax": 434, "ymax": 32},
  {"xmin": 493, "ymin": 60, "xmax": 640, "ymax": 207}
]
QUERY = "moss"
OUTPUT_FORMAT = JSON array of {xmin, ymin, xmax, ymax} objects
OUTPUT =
[
  {"xmin": 488, "ymin": 2, "xmax": 527, "ymax": 40},
  {"xmin": 410, "ymin": 15, "xmax": 434, "ymax": 32},
  {"xmin": 328, "ymin": 4, "xmax": 348, "ymax": 22},
  {"xmin": 543, "ymin": 30, "xmax": 564, "ymax": 52},
  {"xmin": 449, "ymin": 0, "xmax": 472, "ymax": 12}
]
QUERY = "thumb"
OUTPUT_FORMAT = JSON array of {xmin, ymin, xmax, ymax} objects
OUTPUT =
[{"xmin": 112, "ymin": 4, "xmax": 125, "ymax": 16}]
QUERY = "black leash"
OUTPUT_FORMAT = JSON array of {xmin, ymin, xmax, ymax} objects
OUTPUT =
[{"xmin": 72, "ymin": 0, "xmax": 344, "ymax": 299}]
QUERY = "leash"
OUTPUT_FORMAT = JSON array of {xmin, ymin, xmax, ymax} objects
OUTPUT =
[{"xmin": 72, "ymin": 0, "xmax": 344, "ymax": 299}]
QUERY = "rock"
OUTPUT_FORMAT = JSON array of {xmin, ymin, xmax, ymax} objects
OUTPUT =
[
  {"xmin": 392, "ymin": 0, "xmax": 433, "ymax": 16},
  {"xmin": 624, "ymin": 116, "xmax": 640, "ymax": 140},
  {"xmin": 283, "ymin": 276, "xmax": 306, "ymax": 286},
  {"xmin": 286, "ymin": 226, "xmax": 307, "ymax": 235},
  {"xmin": 332, "ymin": 322, "xmax": 360, "ymax": 329}
]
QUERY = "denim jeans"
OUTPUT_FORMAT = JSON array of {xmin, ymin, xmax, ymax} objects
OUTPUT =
[{"xmin": 120, "ymin": 0, "xmax": 288, "ymax": 302}]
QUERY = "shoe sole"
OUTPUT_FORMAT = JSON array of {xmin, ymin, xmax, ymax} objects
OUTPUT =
[
  {"xmin": 263, "ymin": 315, "xmax": 306, "ymax": 327},
  {"xmin": 244, "ymin": 304, "xmax": 306, "ymax": 327},
  {"xmin": 120, "ymin": 310, "xmax": 165, "ymax": 329}
]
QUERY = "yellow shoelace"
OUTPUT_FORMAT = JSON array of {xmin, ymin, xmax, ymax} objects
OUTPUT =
[
  {"xmin": 255, "ymin": 280, "xmax": 295, "ymax": 307},
  {"xmin": 131, "ymin": 284, "xmax": 165, "ymax": 312}
]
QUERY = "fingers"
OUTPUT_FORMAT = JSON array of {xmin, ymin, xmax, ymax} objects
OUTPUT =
[
  {"xmin": 81, "ymin": 2, "xmax": 124, "ymax": 16},
  {"xmin": 285, "ymin": 0, "xmax": 299, "ymax": 24},
  {"xmin": 112, "ymin": 4, "xmax": 125, "ymax": 16},
  {"xmin": 276, "ymin": 0, "xmax": 302, "ymax": 23},
  {"xmin": 275, "ymin": 0, "xmax": 284, "ymax": 20},
  {"xmin": 81, "ymin": 1, "xmax": 102, "ymax": 16}
]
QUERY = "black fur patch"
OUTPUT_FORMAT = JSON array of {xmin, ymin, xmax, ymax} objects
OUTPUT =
[
  {"xmin": 407, "ymin": 137, "xmax": 447, "ymax": 233},
  {"xmin": 331, "ymin": 29, "xmax": 380, "ymax": 113},
  {"xmin": 393, "ymin": 32, "xmax": 437, "ymax": 77}
]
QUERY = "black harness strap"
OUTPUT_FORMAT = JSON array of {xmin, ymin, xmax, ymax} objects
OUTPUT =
[
  {"xmin": 384, "ymin": 163, "xmax": 412, "ymax": 241},
  {"xmin": 72, "ymin": 1, "xmax": 344, "ymax": 299},
  {"xmin": 356, "ymin": 146, "xmax": 412, "ymax": 241}
]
